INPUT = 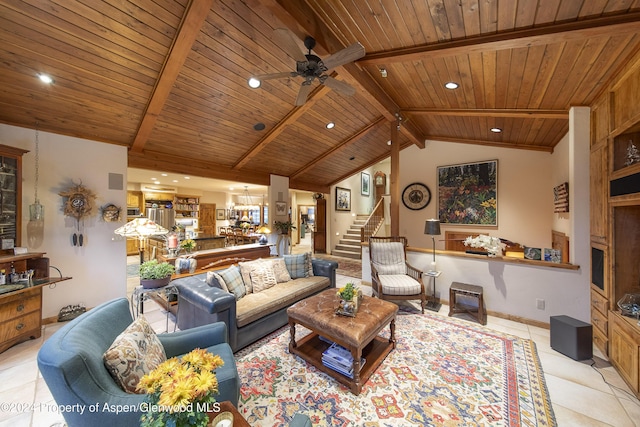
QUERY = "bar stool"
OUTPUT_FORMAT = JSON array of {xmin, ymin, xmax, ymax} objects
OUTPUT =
[{"xmin": 448, "ymin": 282, "xmax": 486, "ymax": 325}]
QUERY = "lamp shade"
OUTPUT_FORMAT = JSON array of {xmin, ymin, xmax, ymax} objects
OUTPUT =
[
  {"xmin": 114, "ymin": 218, "xmax": 169, "ymax": 238},
  {"xmin": 256, "ymin": 225, "xmax": 271, "ymax": 234},
  {"xmin": 424, "ymin": 219, "xmax": 441, "ymax": 236}
]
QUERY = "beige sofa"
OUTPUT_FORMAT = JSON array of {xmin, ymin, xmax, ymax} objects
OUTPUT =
[{"xmin": 173, "ymin": 255, "xmax": 338, "ymax": 352}]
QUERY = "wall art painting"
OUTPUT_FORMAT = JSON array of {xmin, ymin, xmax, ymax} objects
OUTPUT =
[
  {"xmin": 216, "ymin": 209, "xmax": 226, "ymax": 220},
  {"xmin": 361, "ymin": 172, "xmax": 370, "ymax": 196},
  {"xmin": 438, "ymin": 159, "xmax": 497, "ymax": 226},
  {"xmin": 335, "ymin": 187, "xmax": 351, "ymax": 211}
]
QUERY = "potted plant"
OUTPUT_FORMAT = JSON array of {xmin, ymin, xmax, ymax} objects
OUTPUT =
[
  {"xmin": 273, "ymin": 220, "xmax": 296, "ymax": 235},
  {"xmin": 336, "ymin": 282, "xmax": 362, "ymax": 317},
  {"xmin": 139, "ymin": 259, "xmax": 175, "ymax": 289}
]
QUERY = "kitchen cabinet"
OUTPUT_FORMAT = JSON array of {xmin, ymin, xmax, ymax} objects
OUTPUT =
[{"xmin": 126, "ymin": 191, "xmax": 142, "ymax": 209}]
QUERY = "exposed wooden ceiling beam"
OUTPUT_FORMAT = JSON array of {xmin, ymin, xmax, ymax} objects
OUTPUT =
[
  {"xmin": 359, "ymin": 13, "xmax": 640, "ymax": 66},
  {"xmin": 427, "ymin": 136, "xmax": 554, "ymax": 153},
  {"xmin": 233, "ymin": 78, "xmax": 332, "ymax": 170},
  {"xmin": 402, "ymin": 108, "xmax": 569, "ymax": 119},
  {"xmin": 290, "ymin": 116, "xmax": 387, "ymax": 179},
  {"xmin": 130, "ymin": 0, "xmax": 213, "ymax": 153},
  {"xmin": 128, "ymin": 150, "xmax": 271, "ymax": 185}
]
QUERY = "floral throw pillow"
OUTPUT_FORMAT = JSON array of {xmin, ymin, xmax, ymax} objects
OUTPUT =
[{"xmin": 103, "ymin": 316, "xmax": 166, "ymax": 394}]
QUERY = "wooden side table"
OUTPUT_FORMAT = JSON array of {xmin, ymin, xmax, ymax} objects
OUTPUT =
[
  {"xmin": 448, "ymin": 282, "xmax": 486, "ymax": 325},
  {"xmin": 207, "ymin": 401, "xmax": 249, "ymax": 427}
]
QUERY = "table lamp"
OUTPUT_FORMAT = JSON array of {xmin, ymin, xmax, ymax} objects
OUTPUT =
[
  {"xmin": 424, "ymin": 218, "xmax": 442, "ymax": 312},
  {"xmin": 114, "ymin": 218, "xmax": 169, "ymax": 263},
  {"xmin": 424, "ymin": 219, "xmax": 441, "ymax": 271},
  {"xmin": 256, "ymin": 224, "xmax": 271, "ymax": 245}
]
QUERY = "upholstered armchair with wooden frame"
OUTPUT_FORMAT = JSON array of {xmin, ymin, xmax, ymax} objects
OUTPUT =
[{"xmin": 368, "ymin": 236, "xmax": 426, "ymax": 313}]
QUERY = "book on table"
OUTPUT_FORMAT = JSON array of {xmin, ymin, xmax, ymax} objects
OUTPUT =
[{"xmin": 321, "ymin": 342, "xmax": 366, "ymax": 379}]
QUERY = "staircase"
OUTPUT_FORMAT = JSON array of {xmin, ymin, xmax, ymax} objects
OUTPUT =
[{"xmin": 333, "ymin": 215, "xmax": 368, "ymax": 259}]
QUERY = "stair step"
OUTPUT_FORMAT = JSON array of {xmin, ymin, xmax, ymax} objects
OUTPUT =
[
  {"xmin": 340, "ymin": 238, "xmax": 361, "ymax": 244},
  {"xmin": 332, "ymin": 249, "xmax": 362, "ymax": 259},
  {"xmin": 335, "ymin": 243, "xmax": 361, "ymax": 251}
]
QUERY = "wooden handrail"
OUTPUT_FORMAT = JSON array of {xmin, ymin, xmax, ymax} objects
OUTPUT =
[{"xmin": 360, "ymin": 198, "xmax": 385, "ymax": 242}]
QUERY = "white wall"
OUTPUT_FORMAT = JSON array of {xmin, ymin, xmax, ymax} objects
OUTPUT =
[{"xmin": 0, "ymin": 123, "xmax": 127, "ymax": 318}]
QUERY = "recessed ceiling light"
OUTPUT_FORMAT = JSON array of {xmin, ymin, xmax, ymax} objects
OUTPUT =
[
  {"xmin": 490, "ymin": 127, "xmax": 502, "ymax": 133},
  {"xmin": 38, "ymin": 74, "xmax": 53, "ymax": 84},
  {"xmin": 161, "ymin": 173, "xmax": 168, "ymax": 176},
  {"xmin": 349, "ymin": 156, "xmax": 355, "ymax": 161},
  {"xmin": 248, "ymin": 77, "xmax": 261, "ymax": 88},
  {"xmin": 184, "ymin": 176, "xmax": 190, "ymax": 180},
  {"xmin": 254, "ymin": 122, "xmax": 265, "ymax": 131},
  {"xmin": 153, "ymin": 180, "xmax": 160, "ymax": 184},
  {"xmin": 326, "ymin": 122, "xmax": 335, "ymax": 129},
  {"xmin": 150, "ymin": 177, "xmax": 157, "ymax": 181},
  {"xmin": 380, "ymin": 68, "xmax": 387, "ymax": 78},
  {"xmin": 172, "ymin": 180, "xmax": 178, "ymax": 183},
  {"xmin": 444, "ymin": 82, "xmax": 459, "ymax": 90},
  {"xmin": 387, "ymin": 140, "xmax": 392, "ymax": 146}
]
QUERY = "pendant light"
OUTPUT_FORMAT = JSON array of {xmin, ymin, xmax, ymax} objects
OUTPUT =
[{"xmin": 29, "ymin": 126, "xmax": 44, "ymax": 222}]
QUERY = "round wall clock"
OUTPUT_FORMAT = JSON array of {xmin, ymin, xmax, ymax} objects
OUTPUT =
[{"xmin": 402, "ymin": 182, "xmax": 431, "ymax": 210}]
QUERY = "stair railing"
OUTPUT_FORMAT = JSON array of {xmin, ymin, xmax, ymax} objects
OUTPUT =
[{"xmin": 360, "ymin": 197, "xmax": 385, "ymax": 242}]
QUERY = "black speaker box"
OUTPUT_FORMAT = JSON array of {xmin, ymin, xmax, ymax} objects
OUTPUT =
[{"xmin": 550, "ymin": 315, "xmax": 592, "ymax": 361}]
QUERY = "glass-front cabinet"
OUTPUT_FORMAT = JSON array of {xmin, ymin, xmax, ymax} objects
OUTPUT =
[{"xmin": 0, "ymin": 144, "xmax": 27, "ymax": 252}]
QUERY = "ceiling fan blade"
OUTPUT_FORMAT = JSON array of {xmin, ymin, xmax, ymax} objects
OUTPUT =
[
  {"xmin": 322, "ymin": 76, "xmax": 356, "ymax": 96},
  {"xmin": 321, "ymin": 42, "xmax": 365, "ymax": 70},
  {"xmin": 273, "ymin": 28, "xmax": 307, "ymax": 63},
  {"xmin": 295, "ymin": 82, "xmax": 314, "ymax": 106},
  {"xmin": 252, "ymin": 71, "xmax": 296, "ymax": 81}
]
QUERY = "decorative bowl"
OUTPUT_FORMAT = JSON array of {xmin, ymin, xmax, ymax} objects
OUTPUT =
[{"xmin": 617, "ymin": 293, "xmax": 640, "ymax": 317}]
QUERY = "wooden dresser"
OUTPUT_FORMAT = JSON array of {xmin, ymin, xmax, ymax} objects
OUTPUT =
[{"xmin": 0, "ymin": 253, "xmax": 71, "ymax": 353}]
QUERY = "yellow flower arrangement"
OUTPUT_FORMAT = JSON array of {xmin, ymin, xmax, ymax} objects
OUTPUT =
[
  {"xmin": 180, "ymin": 238, "xmax": 195, "ymax": 252},
  {"xmin": 137, "ymin": 348, "xmax": 224, "ymax": 427}
]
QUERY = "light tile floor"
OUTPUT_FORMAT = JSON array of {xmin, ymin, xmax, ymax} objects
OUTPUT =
[{"xmin": 1, "ymin": 242, "xmax": 639, "ymax": 426}]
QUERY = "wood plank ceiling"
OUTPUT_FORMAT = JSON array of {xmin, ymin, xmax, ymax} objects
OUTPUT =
[{"xmin": 0, "ymin": 0, "xmax": 639, "ymax": 193}]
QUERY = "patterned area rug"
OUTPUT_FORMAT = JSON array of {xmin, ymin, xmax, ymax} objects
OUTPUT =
[
  {"xmin": 235, "ymin": 311, "xmax": 556, "ymax": 426},
  {"xmin": 314, "ymin": 254, "xmax": 362, "ymax": 279}
]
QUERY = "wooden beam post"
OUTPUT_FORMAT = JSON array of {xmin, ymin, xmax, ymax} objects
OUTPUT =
[{"xmin": 390, "ymin": 120, "xmax": 400, "ymax": 236}]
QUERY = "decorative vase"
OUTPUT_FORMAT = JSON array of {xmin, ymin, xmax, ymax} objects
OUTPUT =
[{"xmin": 140, "ymin": 276, "xmax": 171, "ymax": 289}]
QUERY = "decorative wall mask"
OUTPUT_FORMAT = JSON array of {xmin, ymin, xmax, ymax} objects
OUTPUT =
[
  {"xmin": 59, "ymin": 182, "xmax": 97, "ymax": 246},
  {"xmin": 101, "ymin": 204, "xmax": 121, "ymax": 222}
]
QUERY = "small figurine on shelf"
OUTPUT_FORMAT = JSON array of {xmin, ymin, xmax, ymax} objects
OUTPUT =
[{"xmin": 625, "ymin": 140, "xmax": 640, "ymax": 167}]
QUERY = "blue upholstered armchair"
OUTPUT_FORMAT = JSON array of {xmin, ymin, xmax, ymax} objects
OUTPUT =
[{"xmin": 37, "ymin": 298, "xmax": 240, "ymax": 427}]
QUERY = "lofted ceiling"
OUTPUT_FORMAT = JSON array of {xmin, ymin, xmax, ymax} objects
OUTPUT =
[{"xmin": 1, "ymin": 0, "xmax": 640, "ymax": 193}]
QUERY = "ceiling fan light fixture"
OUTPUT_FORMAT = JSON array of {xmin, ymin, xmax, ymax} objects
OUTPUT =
[
  {"xmin": 248, "ymin": 77, "xmax": 261, "ymax": 88},
  {"xmin": 444, "ymin": 81, "xmax": 459, "ymax": 90}
]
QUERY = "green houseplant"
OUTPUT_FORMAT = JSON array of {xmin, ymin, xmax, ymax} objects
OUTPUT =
[
  {"xmin": 273, "ymin": 220, "xmax": 296, "ymax": 235},
  {"xmin": 139, "ymin": 260, "xmax": 175, "ymax": 289}
]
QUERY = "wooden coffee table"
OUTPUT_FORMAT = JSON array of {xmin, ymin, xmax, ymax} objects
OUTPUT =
[{"xmin": 287, "ymin": 289, "xmax": 398, "ymax": 395}]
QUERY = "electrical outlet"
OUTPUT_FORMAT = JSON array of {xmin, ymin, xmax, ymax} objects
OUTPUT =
[{"xmin": 536, "ymin": 298, "xmax": 545, "ymax": 310}]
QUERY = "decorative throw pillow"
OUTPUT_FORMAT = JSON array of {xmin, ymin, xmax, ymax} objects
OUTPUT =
[
  {"xmin": 250, "ymin": 262, "xmax": 278, "ymax": 293},
  {"xmin": 284, "ymin": 253, "xmax": 309, "ymax": 279},
  {"xmin": 103, "ymin": 316, "xmax": 166, "ymax": 394},
  {"xmin": 304, "ymin": 251, "xmax": 315, "ymax": 277},
  {"xmin": 218, "ymin": 265, "xmax": 246, "ymax": 300},
  {"xmin": 239, "ymin": 259, "xmax": 267, "ymax": 293},
  {"xmin": 270, "ymin": 258, "xmax": 291, "ymax": 283},
  {"xmin": 206, "ymin": 271, "xmax": 229, "ymax": 293}
]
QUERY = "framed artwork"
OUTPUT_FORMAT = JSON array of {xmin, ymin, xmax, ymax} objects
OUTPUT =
[
  {"xmin": 275, "ymin": 201, "xmax": 287, "ymax": 215},
  {"xmin": 216, "ymin": 209, "xmax": 225, "ymax": 220},
  {"xmin": 438, "ymin": 159, "xmax": 498, "ymax": 226},
  {"xmin": 361, "ymin": 172, "xmax": 370, "ymax": 196},
  {"xmin": 335, "ymin": 187, "xmax": 351, "ymax": 211}
]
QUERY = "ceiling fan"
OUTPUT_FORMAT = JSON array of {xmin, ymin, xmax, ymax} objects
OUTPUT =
[{"xmin": 250, "ymin": 28, "xmax": 365, "ymax": 106}]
